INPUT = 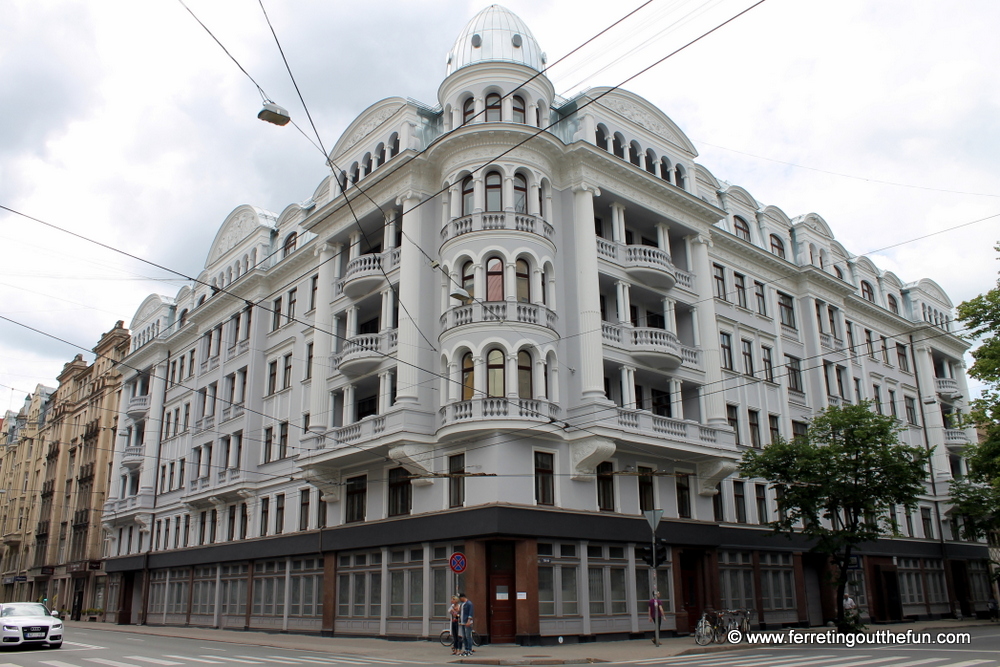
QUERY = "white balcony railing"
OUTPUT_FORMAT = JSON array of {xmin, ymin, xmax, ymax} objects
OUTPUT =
[
  {"xmin": 611, "ymin": 408, "xmax": 734, "ymax": 450},
  {"xmin": 440, "ymin": 301, "xmax": 557, "ymax": 332},
  {"xmin": 439, "ymin": 397, "xmax": 561, "ymax": 427},
  {"xmin": 441, "ymin": 212, "xmax": 554, "ymax": 244}
]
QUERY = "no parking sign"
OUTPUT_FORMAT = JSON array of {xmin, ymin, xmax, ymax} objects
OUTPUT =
[{"xmin": 449, "ymin": 552, "xmax": 467, "ymax": 573}]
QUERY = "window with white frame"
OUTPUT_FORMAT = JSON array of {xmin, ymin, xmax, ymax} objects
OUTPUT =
[
  {"xmin": 337, "ymin": 551, "xmax": 383, "ymax": 619},
  {"xmin": 759, "ymin": 553, "xmax": 795, "ymax": 610},
  {"xmin": 537, "ymin": 543, "xmax": 580, "ymax": 617},
  {"xmin": 719, "ymin": 551, "xmax": 754, "ymax": 609},
  {"xmin": 586, "ymin": 544, "xmax": 629, "ymax": 616},
  {"xmin": 252, "ymin": 559, "xmax": 286, "ymax": 616},
  {"xmin": 898, "ymin": 558, "xmax": 924, "ymax": 605}
]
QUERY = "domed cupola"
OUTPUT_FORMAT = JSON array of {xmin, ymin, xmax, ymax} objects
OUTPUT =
[{"xmin": 446, "ymin": 5, "xmax": 546, "ymax": 76}]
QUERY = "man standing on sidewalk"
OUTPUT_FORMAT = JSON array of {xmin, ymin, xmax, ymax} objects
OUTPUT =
[
  {"xmin": 459, "ymin": 593, "xmax": 475, "ymax": 656},
  {"xmin": 648, "ymin": 590, "xmax": 666, "ymax": 644}
]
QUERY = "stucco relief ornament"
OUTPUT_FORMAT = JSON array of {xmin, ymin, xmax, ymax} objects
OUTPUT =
[
  {"xmin": 343, "ymin": 106, "xmax": 400, "ymax": 151},
  {"xmin": 602, "ymin": 97, "xmax": 679, "ymax": 145},
  {"xmin": 212, "ymin": 211, "xmax": 255, "ymax": 262}
]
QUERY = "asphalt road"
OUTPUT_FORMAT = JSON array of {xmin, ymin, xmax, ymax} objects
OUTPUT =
[
  {"xmin": 614, "ymin": 625, "xmax": 1000, "ymax": 666},
  {"xmin": 0, "ymin": 628, "xmax": 434, "ymax": 667}
]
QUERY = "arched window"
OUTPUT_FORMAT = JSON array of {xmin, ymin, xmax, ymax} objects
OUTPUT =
[
  {"xmin": 487, "ymin": 349, "xmax": 505, "ymax": 397},
  {"xmin": 283, "ymin": 233, "xmax": 298, "ymax": 257},
  {"xmin": 461, "ymin": 353, "xmax": 475, "ymax": 401},
  {"xmin": 485, "ymin": 171, "xmax": 502, "ymax": 212},
  {"xmin": 660, "ymin": 157, "xmax": 672, "ymax": 182},
  {"xmin": 461, "ymin": 176, "xmax": 474, "ymax": 216},
  {"xmin": 629, "ymin": 141, "xmax": 641, "ymax": 167},
  {"xmin": 338, "ymin": 171, "xmax": 347, "ymax": 193},
  {"xmin": 595, "ymin": 125, "xmax": 608, "ymax": 151},
  {"xmin": 513, "ymin": 173, "xmax": 527, "ymax": 213},
  {"xmin": 645, "ymin": 149, "xmax": 657, "ymax": 174},
  {"xmin": 462, "ymin": 97, "xmax": 475, "ymax": 125},
  {"xmin": 375, "ymin": 143, "xmax": 386, "ymax": 167},
  {"xmin": 485, "ymin": 93, "xmax": 502, "ymax": 122},
  {"xmin": 518, "ymin": 350, "xmax": 532, "ymax": 399},
  {"xmin": 390, "ymin": 133, "xmax": 400, "ymax": 156},
  {"xmin": 486, "ymin": 257, "xmax": 504, "ymax": 301},
  {"xmin": 674, "ymin": 164, "xmax": 686, "ymax": 189},
  {"xmin": 861, "ymin": 281, "xmax": 875, "ymax": 302},
  {"xmin": 461, "ymin": 261, "xmax": 475, "ymax": 299},
  {"xmin": 179, "ymin": 309, "xmax": 188, "ymax": 328},
  {"xmin": 350, "ymin": 163, "xmax": 360, "ymax": 184},
  {"xmin": 613, "ymin": 133, "xmax": 625, "ymax": 159},
  {"xmin": 516, "ymin": 259, "xmax": 530, "ymax": 303},
  {"xmin": 733, "ymin": 217, "xmax": 751, "ymax": 242},
  {"xmin": 362, "ymin": 153, "xmax": 372, "ymax": 176},
  {"xmin": 835, "ymin": 265, "xmax": 844, "ymax": 280},
  {"xmin": 770, "ymin": 234, "xmax": 785, "ymax": 259},
  {"xmin": 887, "ymin": 294, "xmax": 899, "ymax": 314},
  {"xmin": 512, "ymin": 95, "xmax": 526, "ymax": 124}
]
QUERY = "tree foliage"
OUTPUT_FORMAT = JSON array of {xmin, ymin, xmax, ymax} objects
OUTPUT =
[
  {"xmin": 953, "ymin": 245, "xmax": 1000, "ymax": 540},
  {"xmin": 740, "ymin": 401, "xmax": 929, "ymax": 630}
]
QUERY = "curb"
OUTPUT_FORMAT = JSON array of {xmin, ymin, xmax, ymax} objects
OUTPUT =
[{"xmin": 455, "ymin": 659, "xmax": 609, "ymax": 665}]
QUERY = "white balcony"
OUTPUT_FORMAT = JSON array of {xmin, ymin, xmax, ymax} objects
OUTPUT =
[
  {"xmin": 935, "ymin": 377, "xmax": 961, "ymax": 398},
  {"xmin": 440, "ymin": 301, "xmax": 557, "ymax": 332},
  {"xmin": 340, "ymin": 247, "xmax": 401, "ymax": 298},
  {"xmin": 122, "ymin": 445, "xmax": 144, "ymax": 468},
  {"xmin": 126, "ymin": 394, "xmax": 150, "ymax": 419},
  {"xmin": 602, "ymin": 323, "xmax": 695, "ymax": 370},
  {"xmin": 606, "ymin": 408, "xmax": 736, "ymax": 451},
  {"xmin": 438, "ymin": 397, "xmax": 561, "ymax": 433},
  {"xmin": 596, "ymin": 239, "xmax": 677, "ymax": 289},
  {"xmin": 333, "ymin": 329, "xmax": 398, "ymax": 377},
  {"xmin": 441, "ymin": 212, "xmax": 554, "ymax": 246},
  {"xmin": 945, "ymin": 429, "xmax": 971, "ymax": 446}
]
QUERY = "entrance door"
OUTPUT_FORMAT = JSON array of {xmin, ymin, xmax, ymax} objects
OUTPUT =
[
  {"xmin": 950, "ymin": 561, "xmax": 971, "ymax": 617},
  {"xmin": 118, "ymin": 572, "xmax": 134, "ymax": 625},
  {"xmin": 804, "ymin": 565, "xmax": 824, "ymax": 626},
  {"xmin": 487, "ymin": 542, "xmax": 516, "ymax": 643},
  {"xmin": 679, "ymin": 551, "xmax": 703, "ymax": 633}
]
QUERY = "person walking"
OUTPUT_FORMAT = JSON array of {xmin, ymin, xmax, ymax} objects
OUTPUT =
[
  {"xmin": 988, "ymin": 596, "xmax": 998, "ymax": 622},
  {"xmin": 459, "ymin": 592, "xmax": 475, "ymax": 656},
  {"xmin": 649, "ymin": 590, "xmax": 666, "ymax": 645},
  {"xmin": 449, "ymin": 595, "xmax": 462, "ymax": 654}
]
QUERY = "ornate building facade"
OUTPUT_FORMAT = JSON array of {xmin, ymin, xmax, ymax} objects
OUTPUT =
[{"xmin": 99, "ymin": 6, "xmax": 985, "ymax": 642}]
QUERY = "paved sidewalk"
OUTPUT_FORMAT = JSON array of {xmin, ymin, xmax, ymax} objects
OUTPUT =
[{"xmin": 64, "ymin": 617, "xmax": 994, "ymax": 665}]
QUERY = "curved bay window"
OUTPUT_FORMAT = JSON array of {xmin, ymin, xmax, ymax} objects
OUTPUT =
[
  {"xmin": 512, "ymin": 95, "xmax": 526, "ymax": 123},
  {"xmin": 462, "ymin": 97, "xmax": 475, "ymax": 125},
  {"xmin": 283, "ymin": 233, "xmax": 298, "ymax": 257},
  {"xmin": 487, "ymin": 349, "xmax": 505, "ymax": 397},
  {"xmin": 513, "ymin": 173, "xmax": 528, "ymax": 213},
  {"xmin": 461, "ymin": 176, "xmax": 474, "ymax": 216},
  {"xmin": 516, "ymin": 259, "xmax": 530, "ymax": 303},
  {"xmin": 770, "ymin": 234, "xmax": 785, "ymax": 259},
  {"xmin": 485, "ymin": 171, "xmax": 502, "ymax": 212},
  {"xmin": 485, "ymin": 93, "xmax": 502, "ymax": 122},
  {"xmin": 733, "ymin": 217, "xmax": 751, "ymax": 242},
  {"xmin": 517, "ymin": 350, "xmax": 532, "ymax": 399},
  {"xmin": 486, "ymin": 257, "xmax": 504, "ymax": 301},
  {"xmin": 861, "ymin": 281, "xmax": 875, "ymax": 302},
  {"xmin": 461, "ymin": 261, "xmax": 475, "ymax": 300},
  {"xmin": 461, "ymin": 353, "xmax": 475, "ymax": 401}
]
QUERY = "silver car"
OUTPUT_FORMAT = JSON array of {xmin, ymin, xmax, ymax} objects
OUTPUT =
[{"xmin": 0, "ymin": 603, "xmax": 63, "ymax": 649}]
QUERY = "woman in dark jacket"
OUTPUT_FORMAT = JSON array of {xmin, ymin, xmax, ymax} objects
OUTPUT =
[{"xmin": 449, "ymin": 596, "xmax": 462, "ymax": 655}]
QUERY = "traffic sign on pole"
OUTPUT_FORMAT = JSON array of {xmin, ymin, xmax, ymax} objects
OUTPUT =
[
  {"xmin": 449, "ymin": 552, "xmax": 467, "ymax": 573},
  {"xmin": 644, "ymin": 509, "xmax": 663, "ymax": 533}
]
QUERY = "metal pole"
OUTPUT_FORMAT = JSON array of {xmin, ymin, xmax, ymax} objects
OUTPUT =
[{"xmin": 652, "ymin": 531, "xmax": 659, "ymax": 647}]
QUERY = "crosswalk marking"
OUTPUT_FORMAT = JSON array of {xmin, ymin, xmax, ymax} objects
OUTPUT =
[
  {"xmin": 124, "ymin": 658, "xmax": 184, "ymax": 666},
  {"xmin": 41, "ymin": 661, "xmax": 84, "ymax": 667},
  {"xmin": 722, "ymin": 655, "xmax": 848, "ymax": 667},
  {"xmin": 870, "ymin": 660, "xmax": 949, "ymax": 667},
  {"xmin": 200, "ymin": 658, "xmax": 264, "ymax": 664},
  {"xmin": 65, "ymin": 642, "xmax": 107, "ymax": 649},
  {"xmin": 84, "ymin": 658, "xmax": 145, "ymax": 667},
  {"xmin": 629, "ymin": 654, "xmax": 767, "ymax": 665},
  {"xmin": 163, "ymin": 656, "xmax": 225, "ymax": 664},
  {"xmin": 935, "ymin": 661, "xmax": 994, "ymax": 667}
]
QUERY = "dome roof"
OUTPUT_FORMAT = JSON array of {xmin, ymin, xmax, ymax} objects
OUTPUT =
[{"xmin": 446, "ymin": 5, "xmax": 545, "ymax": 76}]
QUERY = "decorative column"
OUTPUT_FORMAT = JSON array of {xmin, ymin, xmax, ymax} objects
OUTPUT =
[
  {"xmin": 505, "ymin": 261, "xmax": 517, "ymax": 302},
  {"xmin": 805, "ymin": 297, "xmax": 828, "ymax": 410},
  {"xmin": 380, "ymin": 289, "xmax": 395, "ymax": 331},
  {"xmin": 688, "ymin": 234, "xmax": 728, "ymax": 426},
  {"xmin": 615, "ymin": 281, "xmax": 631, "ymax": 325},
  {"xmin": 656, "ymin": 222, "xmax": 670, "ymax": 251},
  {"xmin": 342, "ymin": 385, "xmax": 356, "ymax": 425},
  {"xmin": 610, "ymin": 203, "xmax": 626, "ymax": 243},
  {"xmin": 620, "ymin": 366, "xmax": 635, "ymax": 408},
  {"xmin": 447, "ymin": 361, "xmax": 460, "ymax": 402},
  {"xmin": 663, "ymin": 297, "xmax": 677, "ymax": 334},
  {"xmin": 670, "ymin": 379, "xmax": 684, "ymax": 420},
  {"xmin": 377, "ymin": 371, "xmax": 393, "ymax": 414},
  {"xmin": 534, "ymin": 359, "xmax": 547, "ymax": 400},
  {"xmin": 506, "ymin": 353, "xmax": 519, "ymax": 399},
  {"xmin": 346, "ymin": 306, "xmax": 359, "ymax": 338},
  {"xmin": 450, "ymin": 183, "xmax": 462, "ymax": 219},
  {"xmin": 914, "ymin": 345, "xmax": 951, "ymax": 481},
  {"xmin": 384, "ymin": 211, "xmax": 397, "ymax": 249},
  {"xmin": 528, "ymin": 183, "xmax": 540, "ymax": 216},
  {"xmin": 531, "ymin": 268, "xmax": 544, "ymax": 305},
  {"xmin": 394, "ymin": 193, "xmax": 424, "ymax": 404},
  {"xmin": 348, "ymin": 232, "xmax": 361, "ymax": 261},
  {"xmin": 573, "ymin": 185, "xmax": 606, "ymax": 400},
  {"xmin": 503, "ymin": 176, "xmax": 515, "ymax": 212}
]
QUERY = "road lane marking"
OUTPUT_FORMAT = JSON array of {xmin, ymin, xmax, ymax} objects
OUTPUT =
[
  {"xmin": 125, "ymin": 657, "xmax": 185, "ymax": 665},
  {"xmin": 203, "ymin": 658, "xmax": 265, "ymax": 664},
  {"xmin": 41, "ymin": 661, "xmax": 85, "ymax": 667},
  {"xmin": 163, "ymin": 656, "xmax": 225, "ymax": 664},
  {"xmin": 84, "ymin": 659, "xmax": 145, "ymax": 667}
]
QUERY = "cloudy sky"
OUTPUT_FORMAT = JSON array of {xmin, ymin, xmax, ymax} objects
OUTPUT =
[{"xmin": 2, "ymin": 0, "xmax": 998, "ymax": 412}]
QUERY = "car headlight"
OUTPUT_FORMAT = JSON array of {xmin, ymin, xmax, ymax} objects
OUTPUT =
[
  {"xmin": 51, "ymin": 623, "xmax": 62, "ymax": 630},
  {"xmin": 3, "ymin": 625, "xmax": 17, "ymax": 631}
]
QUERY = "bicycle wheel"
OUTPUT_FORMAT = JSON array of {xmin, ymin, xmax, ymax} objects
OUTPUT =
[
  {"xmin": 472, "ymin": 630, "xmax": 482, "ymax": 647},
  {"xmin": 439, "ymin": 629, "xmax": 453, "ymax": 647},
  {"xmin": 694, "ymin": 618, "xmax": 713, "ymax": 646},
  {"xmin": 714, "ymin": 620, "xmax": 728, "ymax": 644}
]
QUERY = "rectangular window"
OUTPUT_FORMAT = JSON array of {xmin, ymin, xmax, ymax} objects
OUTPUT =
[
  {"xmin": 449, "ymin": 453, "xmax": 465, "ymax": 508},
  {"xmin": 846, "ymin": 321, "xmax": 857, "ymax": 356},
  {"xmin": 921, "ymin": 507, "xmax": 934, "ymax": 538},
  {"xmin": 754, "ymin": 281, "xmax": 767, "ymax": 315},
  {"xmin": 345, "ymin": 476, "xmax": 366, "ymax": 523},
  {"xmin": 854, "ymin": 378, "xmax": 864, "ymax": 402},
  {"xmin": 873, "ymin": 385, "xmax": 883, "ymax": 414},
  {"xmin": 792, "ymin": 421, "xmax": 808, "ymax": 441},
  {"xmin": 283, "ymin": 353, "xmax": 293, "ymax": 388},
  {"xmin": 638, "ymin": 467, "xmax": 654, "ymax": 512},
  {"xmin": 279, "ymin": 421, "xmax": 288, "ymax": 459},
  {"xmin": 720, "ymin": 332, "xmax": 734, "ymax": 371},
  {"xmin": 299, "ymin": 489, "xmax": 310, "ymax": 531},
  {"xmin": 865, "ymin": 329, "xmax": 876, "ymax": 358},
  {"xmin": 305, "ymin": 343, "xmax": 314, "ymax": 380},
  {"xmin": 748, "ymin": 410, "xmax": 761, "ymax": 449},
  {"xmin": 761, "ymin": 346, "xmax": 775, "ymax": 382},
  {"xmin": 387, "ymin": 468, "xmax": 412, "ymax": 516},
  {"xmin": 596, "ymin": 462, "xmax": 615, "ymax": 512},
  {"xmin": 897, "ymin": 343, "xmax": 909, "ymax": 371},
  {"xmin": 267, "ymin": 361, "xmax": 278, "ymax": 395},
  {"xmin": 727, "ymin": 404, "xmax": 741, "ymax": 446},
  {"xmin": 534, "ymin": 452, "xmax": 554, "ymax": 506},
  {"xmin": 741, "ymin": 339, "xmax": 754, "ymax": 376},
  {"xmin": 888, "ymin": 389, "xmax": 898, "ymax": 419},
  {"xmin": 310, "ymin": 275, "xmax": 318, "ymax": 311},
  {"xmin": 676, "ymin": 473, "xmax": 691, "ymax": 518},
  {"xmin": 287, "ymin": 288, "xmax": 297, "ymax": 323},
  {"xmin": 260, "ymin": 497, "xmax": 270, "ymax": 537},
  {"xmin": 768, "ymin": 414, "xmax": 780, "ymax": 443},
  {"xmin": 274, "ymin": 494, "xmax": 284, "ymax": 535},
  {"xmin": 836, "ymin": 366, "xmax": 847, "ymax": 398},
  {"xmin": 785, "ymin": 355, "xmax": 803, "ymax": 393},
  {"xmin": 881, "ymin": 336, "xmax": 891, "ymax": 364},
  {"xmin": 734, "ymin": 273, "xmax": 747, "ymax": 308},
  {"xmin": 733, "ymin": 481, "xmax": 747, "ymax": 524},
  {"xmin": 905, "ymin": 396, "xmax": 918, "ymax": 425},
  {"xmin": 755, "ymin": 484, "xmax": 768, "ymax": 524},
  {"xmin": 272, "ymin": 297, "xmax": 283, "ymax": 331},
  {"xmin": 778, "ymin": 293, "xmax": 796, "ymax": 328},
  {"xmin": 713, "ymin": 264, "xmax": 727, "ymax": 301},
  {"xmin": 713, "ymin": 483, "xmax": 725, "ymax": 522}
]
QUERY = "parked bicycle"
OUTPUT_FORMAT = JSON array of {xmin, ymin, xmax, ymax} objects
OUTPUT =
[
  {"xmin": 694, "ymin": 609, "xmax": 739, "ymax": 645},
  {"xmin": 439, "ymin": 627, "xmax": 482, "ymax": 648}
]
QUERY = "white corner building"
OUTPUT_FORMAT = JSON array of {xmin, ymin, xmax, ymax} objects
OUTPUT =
[{"xmin": 101, "ymin": 5, "xmax": 986, "ymax": 641}]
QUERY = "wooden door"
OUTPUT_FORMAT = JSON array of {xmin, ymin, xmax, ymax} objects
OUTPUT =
[
  {"xmin": 489, "ymin": 573, "xmax": 516, "ymax": 642},
  {"xmin": 679, "ymin": 551, "xmax": 703, "ymax": 633}
]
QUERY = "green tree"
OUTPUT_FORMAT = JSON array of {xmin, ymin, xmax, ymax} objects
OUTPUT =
[
  {"xmin": 953, "ymin": 245, "xmax": 1000, "ymax": 541},
  {"xmin": 740, "ymin": 402, "xmax": 930, "ymax": 631}
]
